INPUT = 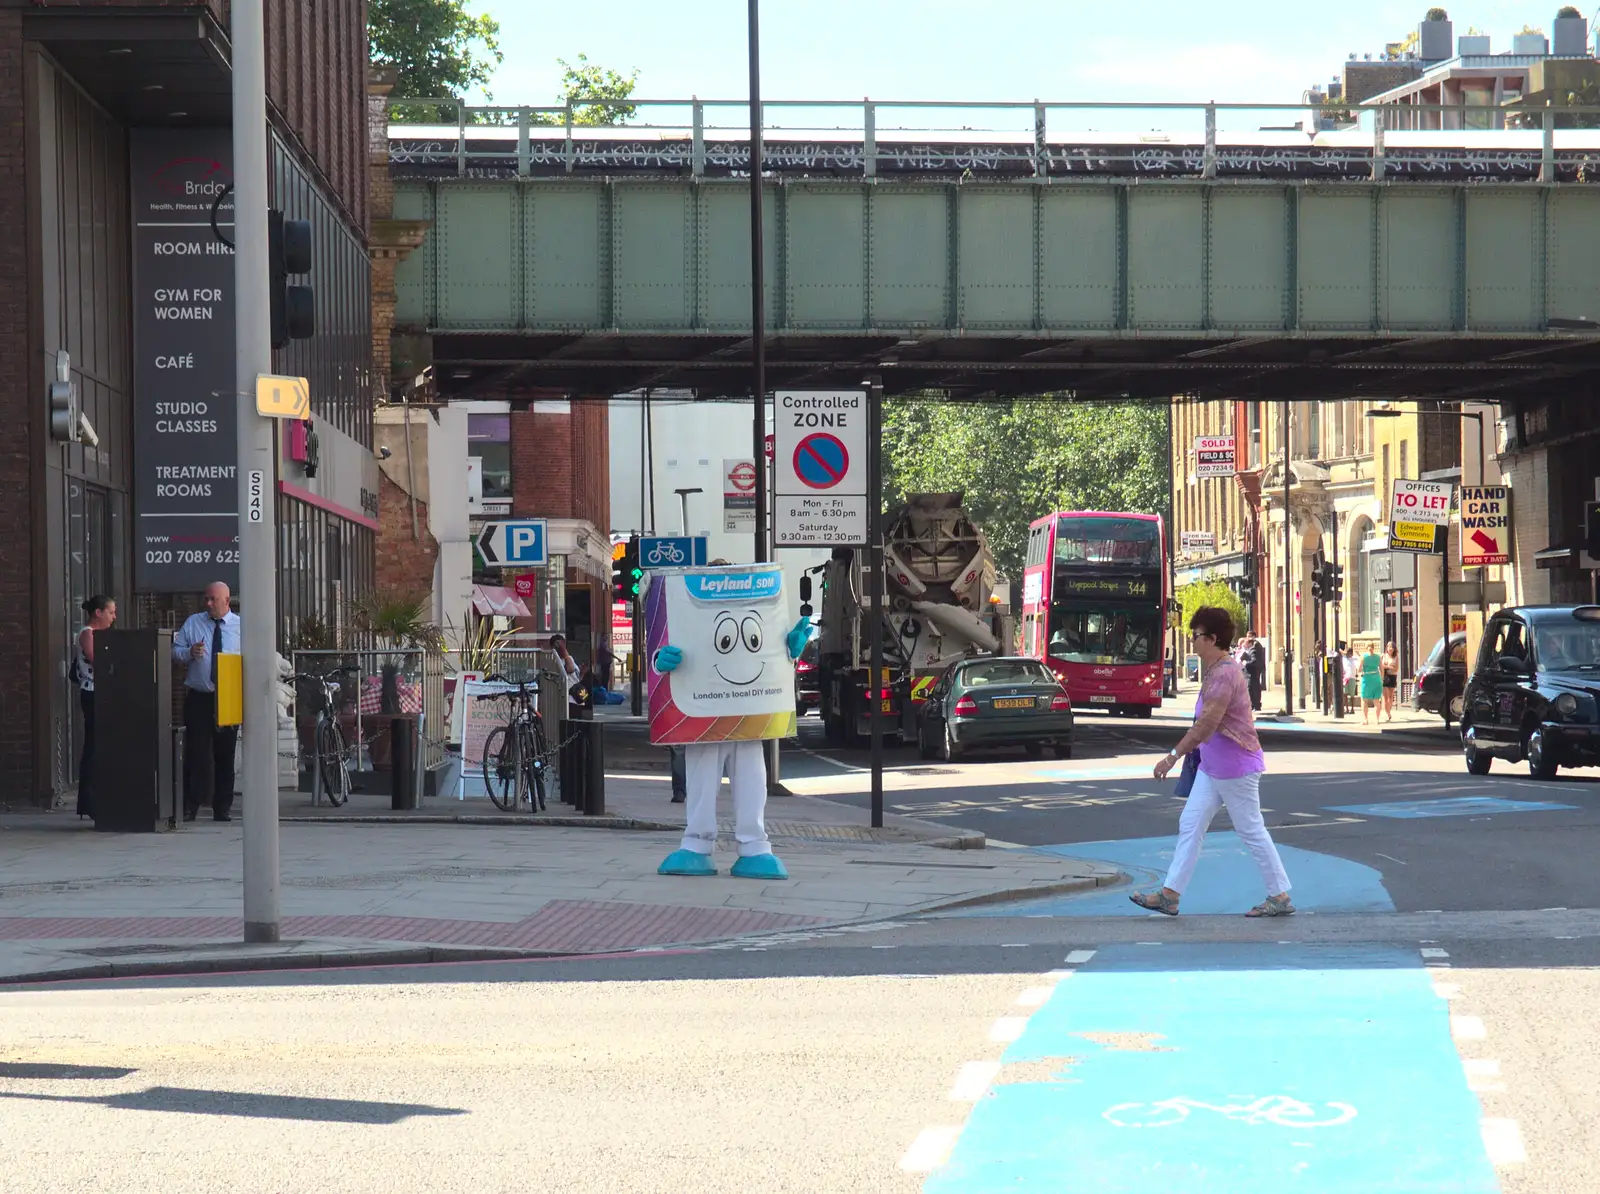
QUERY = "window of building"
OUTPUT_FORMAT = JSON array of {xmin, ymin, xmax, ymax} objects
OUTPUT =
[
  {"xmin": 468, "ymin": 414, "xmax": 512, "ymax": 501},
  {"xmin": 1399, "ymin": 439, "xmax": 1408, "ymax": 480},
  {"xmin": 1352, "ymin": 518, "xmax": 1380, "ymax": 635},
  {"xmin": 1305, "ymin": 402, "xmax": 1321, "ymax": 458},
  {"xmin": 1247, "ymin": 403, "xmax": 1262, "ymax": 468}
]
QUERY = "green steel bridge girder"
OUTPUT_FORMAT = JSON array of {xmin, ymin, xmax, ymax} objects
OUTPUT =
[{"xmin": 392, "ymin": 177, "xmax": 1600, "ymax": 401}]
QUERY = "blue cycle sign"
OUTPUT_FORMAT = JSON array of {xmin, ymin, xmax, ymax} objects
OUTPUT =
[
  {"xmin": 774, "ymin": 391, "xmax": 867, "ymax": 547},
  {"xmin": 640, "ymin": 536, "xmax": 708, "ymax": 568}
]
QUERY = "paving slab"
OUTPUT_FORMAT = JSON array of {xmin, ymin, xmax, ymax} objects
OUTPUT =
[{"xmin": 0, "ymin": 813, "xmax": 1119, "ymax": 983}]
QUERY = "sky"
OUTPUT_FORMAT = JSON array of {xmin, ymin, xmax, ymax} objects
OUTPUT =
[{"xmin": 481, "ymin": 0, "xmax": 1591, "ymax": 118}]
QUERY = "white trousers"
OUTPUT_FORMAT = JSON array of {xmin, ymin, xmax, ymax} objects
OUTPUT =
[
  {"xmin": 1163, "ymin": 769, "xmax": 1291, "ymax": 896},
  {"xmin": 680, "ymin": 740, "xmax": 772, "ymax": 858}
]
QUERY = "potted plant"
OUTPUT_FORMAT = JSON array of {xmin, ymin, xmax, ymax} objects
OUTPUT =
[{"xmin": 349, "ymin": 589, "xmax": 442, "ymax": 770}]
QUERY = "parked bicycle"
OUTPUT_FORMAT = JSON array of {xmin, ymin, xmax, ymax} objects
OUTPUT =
[
  {"xmin": 480, "ymin": 673, "xmax": 550, "ymax": 812},
  {"xmin": 291, "ymin": 666, "xmax": 359, "ymax": 807}
]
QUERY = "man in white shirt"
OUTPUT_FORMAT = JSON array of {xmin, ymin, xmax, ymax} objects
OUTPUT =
[{"xmin": 171, "ymin": 582, "xmax": 242, "ymax": 822}]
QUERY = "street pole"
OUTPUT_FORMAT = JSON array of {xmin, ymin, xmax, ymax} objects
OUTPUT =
[
  {"xmin": 1331, "ymin": 511, "xmax": 1343, "ymax": 719},
  {"xmin": 748, "ymin": 0, "xmax": 778, "ymax": 791},
  {"xmin": 1281, "ymin": 405, "xmax": 1294, "ymax": 717},
  {"xmin": 867, "ymin": 376, "xmax": 885, "ymax": 830},
  {"xmin": 233, "ymin": 0, "xmax": 280, "ymax": 943},
  {"xmin": 1164, "ymin": 401, "xmax": 1177, "ymax": 697}
]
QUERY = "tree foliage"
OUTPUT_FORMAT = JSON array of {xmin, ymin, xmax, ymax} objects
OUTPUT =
[
  {"xmin": 1176, "ymin": 575, "xmax": 1247, "ymax": 645},
  {"xmin": 369, "ymin": 0, "xmax": 504, "ymax": 101},
  {"xmin": 528, "ymin": 54, "xmax": 640, "ymax": 126},
  {"xmin": 881, "ymin": 398, "xmax": 1169, "ymax": 580}
]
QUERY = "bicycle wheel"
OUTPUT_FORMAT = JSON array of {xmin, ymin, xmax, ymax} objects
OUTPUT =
[
  {"xmin": 527, "ymin": 719, "xmax": 549, "ymax": 811},
  {"xmin": 483, "ymin": 725, "xmax": 520, "ymax": 812},
  {"xmin": 316, "ymin": 718, "xmax": 350, "ymax": 807}
]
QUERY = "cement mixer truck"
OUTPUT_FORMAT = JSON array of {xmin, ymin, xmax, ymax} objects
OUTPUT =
[{"xmin": 812, "ymin": 493, "xmax": 1005, "ymax": 747}]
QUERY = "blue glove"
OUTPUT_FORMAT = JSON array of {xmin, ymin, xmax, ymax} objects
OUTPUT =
[
  {"xmin": 654, "ymin": 644, "xmax": 683, "ymax": 673},
  {"xmin": 785, "ymin": 616, "xmax": 812, "ymax": 661}
]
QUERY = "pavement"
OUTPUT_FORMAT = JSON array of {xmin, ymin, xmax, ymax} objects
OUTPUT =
[
  {"xmin": 0, "ymin": 768, "xmax": 1122, "ymax": 985},
  {"xmin": 1141, "ymin": 680, "xmax": 1458, "ymax": 743}
]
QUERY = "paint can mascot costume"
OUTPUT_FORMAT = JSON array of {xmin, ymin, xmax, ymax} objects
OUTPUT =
[{"xmin": 644, "ymin": 562, "xmax": 810, "ymax": 879}]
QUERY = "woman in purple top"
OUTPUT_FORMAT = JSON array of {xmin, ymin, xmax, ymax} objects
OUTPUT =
[{"xmin": 1130, "ymin": 606, "xmax": 1294, "ymax": 918}]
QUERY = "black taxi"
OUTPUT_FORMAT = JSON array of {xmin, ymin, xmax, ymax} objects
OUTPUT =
[{"xmin": 1460, "ymin": 605, "xmax": 1600, "ymax": 779}]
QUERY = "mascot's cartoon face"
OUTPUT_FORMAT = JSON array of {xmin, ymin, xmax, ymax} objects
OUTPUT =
[
  {"xmin": 654, "ymin": 565, "xmax": 795, "ymax": 720},
  {"xmin": 711, "ymin": 608, "xmax": 767, "ymax": 688}
]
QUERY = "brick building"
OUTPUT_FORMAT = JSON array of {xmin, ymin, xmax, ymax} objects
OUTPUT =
[{"xmin": 1, "ymin": 0, "xmax": 374, "ymax": 805}]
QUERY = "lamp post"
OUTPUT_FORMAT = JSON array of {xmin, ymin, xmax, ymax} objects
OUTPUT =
[
  {"xmin": 1367, "ymin": 405, "xmax": 1488, "ymax": 728},
  {"xmin": 673, "ymin": 487, "xmax": 703, "ymax": 538}
]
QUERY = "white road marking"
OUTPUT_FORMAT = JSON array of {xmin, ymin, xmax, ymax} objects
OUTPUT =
[
  {"xmin": 1015, "ymin": 987, "xmax": 1054, "ymax": 1007},
  {"xmin": 1042, "ymin": 969, "xmax": 1074, "ymax": 982},
  {"xmin": 1375, "ymin": 852, "xmax": 1408, "ymax": 865},
  {"xmin": 1291, "ymin": 812, "xmax": 1319, "ymax": 818},
  {"xmin": 1452, "ymin": 1015, "xmax": 1487, "ymax": 1041},
  {"xmin": 1421, "ymin": 947, "xmax": 1450, "ymax": 958},
  {"xmin": 1480, "ymin": 1118, "xmax": 1527, "ymax": 1165},
  {"xmin": 870, "ymin": 945, "xmax": 897, "ymax": 949},
  {"xmin": 985, "ymin": 839, "xmax": 1028, "ymax": 849},
  {"xmin": 989, "ymin": 1017, "xmax": 1028, "ymax": 1043},
  {"xmin": 1000, "ymin": 943, "xmax": 1028, "ymax": 948},
  {"xmin": 1432, "ymin": 981, "xmax": 1462, "ymax": 1000},
  {"xmin": 1065, "ymin": 950, "xmax": 1097, "ymax": 964},
  {"xmin": 899, "ymin": 1126, "xmax": 962, "ymax": 1172},
  {"xmin": 1542, "ymin": 906, "xmax": 1568, "ymax": 912},
  {"xmin": 1464, "ymin": 1059, "xmax": 1504, "ymax": 1092},
  {"xmin": 948, "ymin": 1061, "xmax": 1002, "ymax": 1102}
]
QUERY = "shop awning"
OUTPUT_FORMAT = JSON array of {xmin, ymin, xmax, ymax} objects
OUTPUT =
[
  {"xmin": 1532, "ymin": 544, "xmax": 1600, "ymax": 570},
  {"xmin": 472, "ymin": 584, "xmax": 531, "ymax": 617}
]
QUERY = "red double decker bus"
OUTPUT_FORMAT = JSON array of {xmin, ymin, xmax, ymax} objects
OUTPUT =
[{"xmin": 1020, "ymin": 511, "xmax": 1168, "ymax": 717}]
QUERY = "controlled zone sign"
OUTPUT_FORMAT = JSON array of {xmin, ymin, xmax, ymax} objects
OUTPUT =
[
  {"xmin": 773, "ymin": 390, "xmax": 866, "ymax": 547},
  {"xmin": 1460, "ymin": 485, "xmax": 1511, "ymax": 567},
  {"xmin": 1194, "ymin": 435, "xmax": 1236, "ymax": 478},
  {"xmin": 476, "ymin": 519, "xmax": 548, "ymax": 567},
  {"xmin": 1388, "ymin": 478, "xmax": 1452, "ymax": 554}
]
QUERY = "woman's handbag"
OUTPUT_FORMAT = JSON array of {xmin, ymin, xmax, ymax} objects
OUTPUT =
[{"xmin": 1174, "ymin": 747, "xmax": 1201, "ymax": 799}]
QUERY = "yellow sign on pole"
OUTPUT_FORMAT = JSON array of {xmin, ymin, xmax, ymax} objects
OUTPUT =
[
  {"xmin": 216, "ymin": 652, "xmax": 243, "ymax": 726},
  {"xmin": 254, "ymin": 374, "xmax": 310, "ymax": 420}
]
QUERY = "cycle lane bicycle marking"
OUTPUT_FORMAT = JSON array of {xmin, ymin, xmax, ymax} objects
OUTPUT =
[{"xmin": 922, "ymin": 943, "xmax": 1499, "ymax": 1193}]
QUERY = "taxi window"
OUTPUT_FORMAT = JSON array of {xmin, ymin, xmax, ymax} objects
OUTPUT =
[{"xmin": 1535, "ymin": 623, "xmax": 1600, "ymax": 669}]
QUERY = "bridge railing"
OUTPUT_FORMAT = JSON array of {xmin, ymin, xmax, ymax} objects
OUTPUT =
[{"xmin": 387, "ymin": 97, "xmax": 1600, "ymax": 183}]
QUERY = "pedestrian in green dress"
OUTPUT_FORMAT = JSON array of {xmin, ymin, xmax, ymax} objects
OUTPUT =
[{"xmin": 1359, "ymin": 647, "xmax": 1383, "ymax": 724}]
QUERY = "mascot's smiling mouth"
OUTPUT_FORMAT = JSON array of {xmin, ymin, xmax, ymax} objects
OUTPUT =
[{"xmin": 714, "ymin": 663, "xmax": 765, "ymax": 688}]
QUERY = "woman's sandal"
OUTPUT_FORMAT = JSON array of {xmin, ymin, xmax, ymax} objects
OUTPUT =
[
  {"xmin": 1130, "ymin": 890, "xmax": 1180, "ymax": 916},
  {"xmin": 1246, "ymin": 894, "xmax": 1296, "ymax": 918}
]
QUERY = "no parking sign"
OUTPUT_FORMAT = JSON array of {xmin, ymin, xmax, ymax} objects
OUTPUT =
[{"xmin": 773, "ymin": 391, "xmax": 867, "ymax": 547}]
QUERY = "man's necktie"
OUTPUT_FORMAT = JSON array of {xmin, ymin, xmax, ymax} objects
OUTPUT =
[{"xmin": 210, "ymin": 619, "xmax": 223, "ymax": 688}]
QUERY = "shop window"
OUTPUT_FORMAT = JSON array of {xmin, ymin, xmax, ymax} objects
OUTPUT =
[{"xmin": 468, "ymin": 414, "xmax": 512, "ymax": 502}]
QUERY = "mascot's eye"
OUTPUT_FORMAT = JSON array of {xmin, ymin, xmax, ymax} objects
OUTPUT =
[
  {"xmin": 741, "ymin": 617, "xmax": 763, "ymax": 653},
  {"xmin": 714, "ymin": 615, "xmax": 738, "ymax": 654}
]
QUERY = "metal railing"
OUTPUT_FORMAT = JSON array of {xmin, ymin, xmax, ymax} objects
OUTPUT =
[{"xmin": 386, "ymin": 97, "xmax": 1600, "ymax": 183}]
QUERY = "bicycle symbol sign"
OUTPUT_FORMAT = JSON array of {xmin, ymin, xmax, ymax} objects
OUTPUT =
[
  {"xmin": 793, "ymin": 433, "xmax": 850, "ymax": 490},
  {"xmin": 645, "ymin": 541, "xmax": 686, "ymax": 566}
]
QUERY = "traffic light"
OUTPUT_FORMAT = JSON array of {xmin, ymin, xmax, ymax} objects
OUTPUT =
[
  {"xmin": 1237, "ymin": 573, "xmax": 1255, "ymax": 605},
  {"xmin": 269, "ymin": 208, "xmax": 315, "ymax": 349},
  {"xmin": 622, "ymin": 535, "xmax": 644, "ymax": 600},
  {"xmin": 1310, "ymin": 567, "xmax": 1325, "ymax": 603},
  {"xmin": 611, "ymin": 539, "xmax": 629, "ymax": 593},
  {"xmin": 1330, "ymin": 563, "xmax": 1345, "ymax": 603},
  {"xmin": 48, "ymin": 374, "xmax": 78, "ymax": 442},
  {"xmin": 1586, "ymin": 501, "xmax": 1600, "ymax": 556}
]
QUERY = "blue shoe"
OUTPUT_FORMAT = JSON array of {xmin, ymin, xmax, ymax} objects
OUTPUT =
[
  {"xmin": 730, "ymin": 854, "xmax": 789, "ymax": 880},
  {"xmin": 658, "ymin": 849, "xmax": 717, "ymax": 877}
]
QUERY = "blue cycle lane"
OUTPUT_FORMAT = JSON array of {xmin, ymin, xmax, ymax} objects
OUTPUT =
[{"xmin": 924, "ymin": 942, "xmax": 1499, "ymax": 1193}]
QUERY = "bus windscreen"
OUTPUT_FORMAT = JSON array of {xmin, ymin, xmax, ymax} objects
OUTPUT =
[
  {"xmin": 1047, "ymin": 606, "xmax": 1160, "ymax": 665},
  {"xmin": 1054, "ymin": 515, "xmax": 1162, "ymax": 568}
]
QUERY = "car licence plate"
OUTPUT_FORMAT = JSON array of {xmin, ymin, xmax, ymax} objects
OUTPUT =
[
  {"xmin": 1089, "ymin": 695, "xmax": 1116, "ymax": 704},
  {"xmin": 992, "ymin": 697, "xmax": 1033, "ymax": 709}
]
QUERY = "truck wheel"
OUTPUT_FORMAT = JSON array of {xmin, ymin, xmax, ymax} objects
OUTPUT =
[
  {"xmin": 1133, "ymin": 706, "xmax": 1153, "ymax": 720},
  {"xmin": 823, "ymin": 713, "xmax": 845, "ymax": 748},
  {"xmin": 1024, "ymin": 742, "xmax": 1043, "ymax": 759},
  {"xmin": 1053, "ymin": 742, "xmax": 1073, "ymax": 760}
]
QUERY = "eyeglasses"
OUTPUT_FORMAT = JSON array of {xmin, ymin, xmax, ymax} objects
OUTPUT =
[{"xmin": 1189, "ymin": 631, "xmax": 1214, "ymax": 641}]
